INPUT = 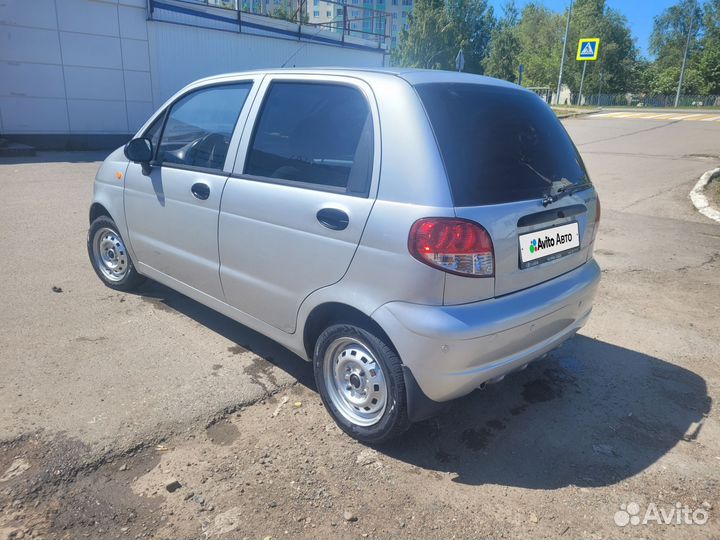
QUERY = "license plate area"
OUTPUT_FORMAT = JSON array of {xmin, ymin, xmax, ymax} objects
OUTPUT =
[{"xmin": 519, "ymin": 221, "xmax": 580, "ymax": 268}]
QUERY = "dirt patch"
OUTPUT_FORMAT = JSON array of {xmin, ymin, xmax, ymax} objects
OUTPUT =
[
  {"xmin": 0, "ymin": 433, "xmax": 163, "ymax": 539},
  {"xmin": 4, "ymin": 344, "xmax": 717, "ymax": 540}
]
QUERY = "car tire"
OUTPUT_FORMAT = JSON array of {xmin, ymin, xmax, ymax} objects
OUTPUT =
[
  {"xmin": 314, "ymin": 323, "xmax": 410, "ymax": 444},
  {"xmin": 87, "ymin": 216, "xmax": 145, "ymax": 291}
]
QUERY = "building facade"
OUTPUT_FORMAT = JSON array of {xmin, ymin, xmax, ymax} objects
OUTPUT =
[
  {"xmin": 306, "ymin": 0, "xmax": 412, "ymax": 47},
  {"xmin": 0, "ymin": 0, "xmax": 386, "ymax": 148}
]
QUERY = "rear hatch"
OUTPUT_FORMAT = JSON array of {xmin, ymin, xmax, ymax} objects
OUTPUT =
[{"xmin": 415, "ymin": 82, "xmax": 598, "ymax": 298}]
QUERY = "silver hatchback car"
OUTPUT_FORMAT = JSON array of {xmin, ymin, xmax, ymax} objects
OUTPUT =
[{"xmin": 88, "ymin": 68, "xmax": 600, "ymax": 443}]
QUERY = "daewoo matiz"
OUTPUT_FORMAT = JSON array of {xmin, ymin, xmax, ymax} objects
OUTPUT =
[{"xmin": 88, "ymin": 68, "xmax": 601, "ymax": 443}]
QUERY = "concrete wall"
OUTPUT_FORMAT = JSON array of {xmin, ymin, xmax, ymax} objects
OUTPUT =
[
  {"xmin": 147, "ymin": 20, "xmax": 385, "ymax": 106},
  {"xmin": 0, "ymin": 0, "xmax": 384, "ymax": 147}
]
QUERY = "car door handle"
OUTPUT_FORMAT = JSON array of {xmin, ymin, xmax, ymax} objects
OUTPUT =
[
  {"xmin": 316, "ymin": 208, "xmax": 349, "ymax": 231},
  {"xmin": 191, "ymin": 182, "xmax": 210, "ymax": 200}
]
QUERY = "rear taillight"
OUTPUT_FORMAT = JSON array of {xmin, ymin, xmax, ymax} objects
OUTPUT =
[{"xmin": 408, "ymin": 218, "xmax": 494, "ymax": 277}]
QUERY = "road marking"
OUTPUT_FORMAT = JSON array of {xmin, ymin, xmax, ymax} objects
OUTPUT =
[{"xmin": 589, "ymin": 111, "xmax": 720, "ymax": 122}]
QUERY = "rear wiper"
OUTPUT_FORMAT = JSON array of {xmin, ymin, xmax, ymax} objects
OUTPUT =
[{"xmin": 542, "ymin": 182, "xmax": 592, "ymax": 207}]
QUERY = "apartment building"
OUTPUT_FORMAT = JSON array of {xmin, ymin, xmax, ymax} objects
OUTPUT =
[{"xmin": 307, "ymin": 0, "xmax": 413, "ymax": 48}]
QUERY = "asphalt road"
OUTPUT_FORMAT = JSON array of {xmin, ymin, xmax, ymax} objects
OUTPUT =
[{"xmin": 0, "ymin": 115, "xmax": 719, "ymax": 538}]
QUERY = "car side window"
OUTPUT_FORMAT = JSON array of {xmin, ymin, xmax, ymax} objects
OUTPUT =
[
  {"xmin": 157, "ymin": 83, "xmax": 252, "ymax": 172},
  {"xmin": 245, "ymin": 82, "xmax": 374, "ymax": 195}
]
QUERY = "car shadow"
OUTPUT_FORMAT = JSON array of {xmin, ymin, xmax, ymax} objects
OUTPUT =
[
  {"xmin": 133, "ymin": 282, "xmax": 709, "ymax": 490},
  {"xmin": 136, "ymin": 280, "xmax": 316, "ymax": 390},
  {"xmin": 0, "ymin": 150, "xmax": 109, "ymax": 164},
  {"xmin": 381, "ymin": 335, "xmax": 710, "ymax": 489}
]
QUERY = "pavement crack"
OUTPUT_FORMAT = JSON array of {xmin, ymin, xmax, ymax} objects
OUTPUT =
[
  {"xmin": 580, "ymin": 150, "xmax": 705, "ymax": 162},
  {"xmin": 577, "ymin": 120, "xmax": 681, "ymax": 146},
  {"xmin": 617, "ymin": 182, "xmax": 689, "ymax": 211},
  {"xmin": 676, "ymin": 252, "xmax": 720, "ymax": 273}
]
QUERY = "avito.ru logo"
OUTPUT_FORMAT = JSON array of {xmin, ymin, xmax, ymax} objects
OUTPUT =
[{"xmin": 614, "ymin": 502, "xmax": 709, "ymax": 527}]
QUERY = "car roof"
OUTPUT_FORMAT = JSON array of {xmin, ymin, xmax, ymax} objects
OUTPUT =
[{"xmin": 192, "ymin": 67, "xmax": 525, "ymax": 92}]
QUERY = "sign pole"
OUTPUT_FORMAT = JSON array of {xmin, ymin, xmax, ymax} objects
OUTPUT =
[
  {"xmin": 578, "ymin": 60, "xmax": 587, "ymax": 106},
  {"xmin": 576, "ymin": 37, "xmax": 600, "ymax": 105}
]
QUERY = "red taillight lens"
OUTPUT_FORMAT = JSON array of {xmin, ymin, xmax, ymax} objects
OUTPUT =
[{"xmin": 408, "ymin": 218, "xmax": 494, "ymax": 277}]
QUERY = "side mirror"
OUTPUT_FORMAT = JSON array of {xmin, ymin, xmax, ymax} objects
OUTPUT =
[{"xmin": 124, "ymin": 138, "xmax": 153, "ymax": 171}]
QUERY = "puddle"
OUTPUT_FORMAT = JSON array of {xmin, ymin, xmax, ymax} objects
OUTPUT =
[
  {"xmin": 460, "ymin": 427, "xmax": 493, "ymax": 451},
  {"xmin": 206, "ymin": 421, "xmax": 240, "ymax": 446},
  {"xmin": 486, "ymin": 419, "xmax": 506, "ymax": 431}
]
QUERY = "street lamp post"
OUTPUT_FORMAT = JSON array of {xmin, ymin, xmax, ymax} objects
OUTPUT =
[
  {"xmin": 555, "ymin": 0, "xmax": 573, "ymax": 105},
  {"xmin": 674, "ymin": 1, "xmax": 696, "ymax": 108}
]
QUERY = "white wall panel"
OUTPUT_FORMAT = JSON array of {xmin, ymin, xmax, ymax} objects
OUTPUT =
[
  {"xmin": 60, "ymin": 32, "xmax": 123, "ymax": 69},
  {"xmin": 118, "ymin": 4, "xmax": 148, "ymax": 40},
  {"xmin": 126, "ymin": 100, "xmax": 154, "ymax": 132},
  {"xmin": 64, "ymin": 66, "xmax": 126, "ymax": 100},
  {"xmin": 120, "ymin": 38, "xmax": 150, "ymax": 71},
  {"xmin": 0, "ymin": 26, "xmax": 62, "ymax": 64},
  {"xmin": 0, "ymin": 62, "xmax": 65, "ymax": 98},
  {"xmin": 0, "ymin": 97, "xmax": 69, "ymax": 132},
  {"xmin": 56, "ymin": 0, "xmax": 120, "ymax": 37},
  {"xmin": 0, "ymin": 0, "xmax": 58, "ymax": 29},
  {"xmin": 67, "ymin": 99, "xmax": 128, "ymax": 132},
  {"xmin": 123, "ymin": 70, "xmax": 152, "ymax": 101}
]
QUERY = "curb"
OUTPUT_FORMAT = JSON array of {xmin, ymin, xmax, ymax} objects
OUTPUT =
[
  {"xmin": 690, "ymin": 167, "xmax": 720, "ymax": 223},
  {"xmin": 553, "ymin": 108, "xmax": 601, "ymax": 119}
]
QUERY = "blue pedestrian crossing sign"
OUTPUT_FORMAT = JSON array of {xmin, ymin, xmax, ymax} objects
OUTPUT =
[{"xmin": 576, "ymin": 38, "xmax": 600, "ymax": 61}]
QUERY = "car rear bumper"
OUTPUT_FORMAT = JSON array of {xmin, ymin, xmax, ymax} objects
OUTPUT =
[{"xmin": 371, "ymin": 259, "xmax": 601, "ymax": 404}]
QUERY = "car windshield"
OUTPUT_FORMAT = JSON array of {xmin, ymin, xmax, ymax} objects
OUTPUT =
[{"xmin": 415, "ymin": 83, "xmax": 590, "ymax": 206}]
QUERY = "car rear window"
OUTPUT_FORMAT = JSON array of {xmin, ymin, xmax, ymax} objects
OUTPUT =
[{"xmin": 415, "ymin": 83, "xmax": 590, "ymax": 206}]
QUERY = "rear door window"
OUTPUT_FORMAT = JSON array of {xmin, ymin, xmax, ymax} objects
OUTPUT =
[
  {"xmin": 415, "ymin": 83, "xmax": 590, "ymax": 206},
  {"xmin": 244, "ymin": 82, "xmax": 374, "ymax": 195},
  {"xmin": 157, "ymin": 83, "xmax": 252, "ymax": 172}
]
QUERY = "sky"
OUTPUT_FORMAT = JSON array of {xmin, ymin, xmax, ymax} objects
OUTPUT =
[{"xmin": 487, "ymin": 0, "xmax": 681, "ymax": 58}]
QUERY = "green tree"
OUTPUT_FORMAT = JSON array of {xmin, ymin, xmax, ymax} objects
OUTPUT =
[
  {"xmin": 445, "ymin": 0, "xmax": 496, "ymax": 73},
  {"xmin": 650, "ymin": 0, "xmax": 703, "ymax": 69},
  {"xmin": 697, "ymin": 43, "xmax": 720, "ymax": 94},
  {"xmin": 513, "ymin": 3, "xmax": 564, "ymax": 88},
  {"xmin": 272, "ymin": 4, "xmax": 308, "ymax": 23},
  {"xmin": 483, "ymin": 0, "xmax": 521, "ymax": 82},
  {"xmin": 392, "ymin": 0, "xmax": 495, "ymax": 73},
  {"xmin": 645, "ymin": 0, "xmax": 703, "ymax": 94},
  {"xmin": 697, "ymin": 0, "xmax": 720, "ymax": 94}
]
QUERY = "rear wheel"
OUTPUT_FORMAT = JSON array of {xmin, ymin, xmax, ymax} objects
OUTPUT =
[
  {"xmin": 87, "ymin": 216, "xmax": 145, "ymax": 291},
  {"xmin": 314, "ymin": 324, "xmax": 410, "ymax": 444}
]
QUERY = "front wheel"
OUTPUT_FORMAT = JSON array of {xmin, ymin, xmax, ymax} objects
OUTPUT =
[
  {"xmin": 314, "ymin": 324, "xmax": 410, "ymax": 444},
  {"xmin": 87, "ymin": 216, "xmax": 145, "ymax": 291}
]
